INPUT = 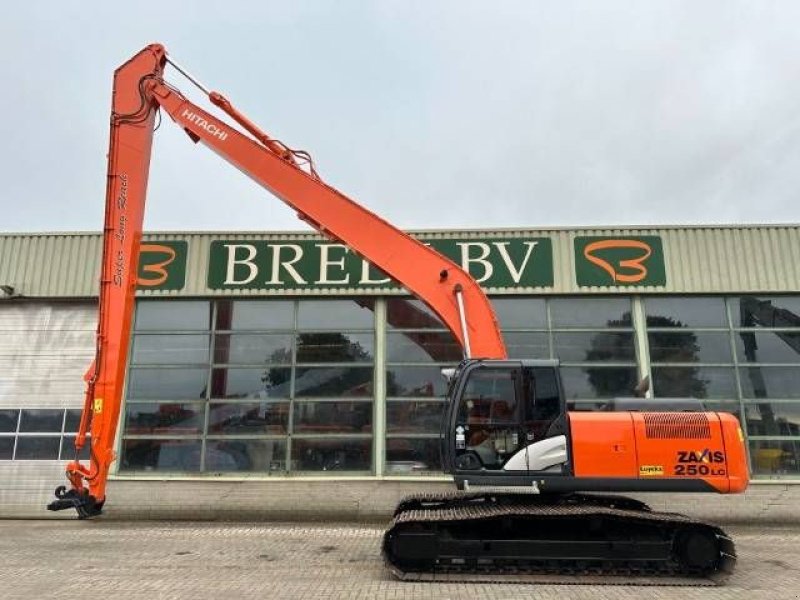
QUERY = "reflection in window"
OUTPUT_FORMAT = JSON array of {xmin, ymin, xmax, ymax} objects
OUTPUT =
[
  {"xmin": 386, "ymin": 401, "xmax": 446, "ymax": 434},
  {"xmin": 132, "ymin": 334, "xmax": 210, "ymax": 365},
  {"xmin": 64, "ymin": 410, "xmax": 82, "ymax": 433},
  {"xmin": 0, "ymin": 410, "xmax": 19, "ymax": 433},
  {"xmin": 385, "ymin": 438, "xmax": 441, "ymax": 473},
  {"xmin": 459, "ymin": 369, "xmax": 517, "ymax": 425},
  {"xmin": 734, "ymin": 296, "xmax": 800, "ymax": 329},
  {"xmin": 735, "ymin": 331, "xmax": 800, "ymax": 364},
  {"xmin": 293, "ymin": 401, "xmax": 372, "ymax": 433},
  {"xmin": 15, "ymin": 437, "xmax": 61, "ymax": 460},
  {"xmin": 124, "ymin": 403, "xmax": 204, "ymax": 435},
  {"xmin": 503, "ymin": 332, "xmax": 549, "ymax": 360},
  {"xmin": 128, "ymin": 368, "xmax": 208, "ymax": 401},
  {"xmin": 648, "ymin": 331, "xmax": 732, "ymax": 364},
  {"xmin": 211, "ymin": 367, "xmax": 291, "ymax": 399},
  {"xmin": 739, "ymin": 367, "xmax": 800, "ymax": 399},
  {"xmin": 208, "ymin": 403, "xmax": 288, "ymax": 434},
  {"xmin": 0, "ymin": 437, "xmax": 13, "ymax": 460},
  {"xmin": 60, "ymin": 436, "xmax": 91, "ymax": 461},
  {"xmin": 560, "ymin": 366, "xmax": 638, "ymax": 400},
  {"xmin": 292, "ymin": 439, "xmax": 371, "ymax": 471},
  {"xmin": 121, "ymin": 440, "xmax": 202, "ymax": 471},
  {"xmin": 19, "ymin": 409, "xmax": 63, "ymax": 433},
  {"xmin": 386, "ymin": 331, "xmax": 461, "ymax": 363},
  {"xmin": 550, "ymin": 298, "xmax": 631, "ymax": 328},
  {"xmin": 554, "ymin": 331, "xmax": 635, "ymax": 363},
  {"xmin": 136, "ymin": 301, "xmax": 211, "ymax": 331},
  {"xmin": 744, "ymin": 402, "xmax": 800, "ymax": 437},
  {"xmin": 749, "ymin": 439, "xmax": 800, "ymax": 478},
  {"xmin": 297, "ymin": 300, "xmax": 375, "ymax": 330},
  {"xmin": 491, "ymin": 298, "xmax": 547, "ymax": 329},
  {"xmin": 0, "ymin": 409, "xmax": 95, "ymax": 461},
  {"xmin": 214, "ymin": 333, "xmax": 294, "ymax": 365},
  {"xmin": 386, "ymin": 299, "xmax": 445, "ymax": 329},
  {"xmin": 127, "ymin": 297, "xmax": 377, "ymax": 475},
  {"xmin": 294, "ymin": 367, "xmax": 373, "ymax": 397},
  {"xmin": 295, "ymin": 332, "xmax": 374, "ymax": 363},
  {"xmin": 205, "ymin": 439, "xmax": 286, "ymax": 472},
  {"xmin": 216, "ymin": 300, "xmax": 294, "ymax": 331},
  {"xmin": 652, "ymin": 366, "xmax": 736, "ymax": 399},
  {"xmin": 386, "ymin": 366, "xmax": 449, "ymax": 398},
  {"xmin": 644, "ymin": 297, "xmax": 728, "ymax": 328}
]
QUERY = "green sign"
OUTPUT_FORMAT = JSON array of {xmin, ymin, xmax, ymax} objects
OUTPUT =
[
  {"xmin": 137, "ymin": 241, "xmax": 188, "ymax": 291},
  {"xmin": 574, "ymin": 236, "xmax": 665, "ymax": 287},
  {"xmin": 208, "ymin": 237, "xmax": 553, "ymax": 291}
]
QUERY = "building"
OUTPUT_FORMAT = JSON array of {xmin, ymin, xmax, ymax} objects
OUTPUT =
[{"xmin": 1, "ymin": 225, "xmax": 799, "ymax": 519}]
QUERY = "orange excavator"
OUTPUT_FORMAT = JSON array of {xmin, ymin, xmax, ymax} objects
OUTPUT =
[{"xmin": 49, "ymin": 44, "xmax": 749, "ymax": 584}]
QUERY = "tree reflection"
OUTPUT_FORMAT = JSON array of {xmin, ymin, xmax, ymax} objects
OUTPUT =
[
  {"xmin": 582, "ymin": 312, "xmax": 637, "ymax": 398},
  {"xmin": 583, "ymin": 313, "xmax": 707, "ymax": 398},
  {"xmin": 265, "ymin": 333, "xmax": 374, "ymax": 397},
  {"xmin": 646, "ymin": 315, "xmax": 707, "ymax": 398}
]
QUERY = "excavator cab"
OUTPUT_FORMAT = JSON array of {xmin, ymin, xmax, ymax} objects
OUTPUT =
[{"xmin": 442, "ymin": 359, "xmax": 570, "ymax": 489}]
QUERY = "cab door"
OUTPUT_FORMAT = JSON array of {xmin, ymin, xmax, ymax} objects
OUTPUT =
[{"xmin": 451, "ymin": 364, "xmax": 527, "ymax": 473}]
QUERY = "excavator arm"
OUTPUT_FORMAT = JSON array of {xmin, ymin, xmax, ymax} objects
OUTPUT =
[{"xmin": 49, "ymin": 43, "xmax": 506, "ymax": 517}]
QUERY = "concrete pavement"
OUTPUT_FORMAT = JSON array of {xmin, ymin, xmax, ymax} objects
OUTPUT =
[{"xmin": 1, "ymin": 520, "xmax": 799, "ymax": 599}]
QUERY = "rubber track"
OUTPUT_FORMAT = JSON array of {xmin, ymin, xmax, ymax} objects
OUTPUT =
[{"xmin": 383, "ymin": 492, "xmax": 736, "ymax": 586}]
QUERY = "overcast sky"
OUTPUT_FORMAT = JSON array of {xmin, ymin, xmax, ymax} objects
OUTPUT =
[{"xmin": 2, "ymin": 1, "xmax": 800, "ymax": 233}]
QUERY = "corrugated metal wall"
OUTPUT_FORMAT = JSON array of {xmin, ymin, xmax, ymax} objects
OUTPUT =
[
  {"xmin": 1, "ymin": 226, "xmax": 799, "ymax": 298},
  {"xmin": 0, "ymin": 302, "xmax": 95, "ymax": 409},
  {"xmin": 0, "ymin": 302, "xmax": 95, "ymax": 517},
  {"xmin": 0, "ymin": 234, "xmax": 101, "ymax": 297}
]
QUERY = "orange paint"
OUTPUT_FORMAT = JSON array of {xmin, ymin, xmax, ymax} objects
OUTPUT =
[
  {"xmin": 138, "ymin": 243, "xmax": 177, "ymax": 287},
  {"xmin": 583, "ymin": 239, "xmax": 652, "ymax": 283}
]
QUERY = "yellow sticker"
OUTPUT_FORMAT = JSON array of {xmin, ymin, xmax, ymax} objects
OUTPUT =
[
  {"xmin": 738, "ymin": 427, "xmax": 744, "ymax": 442},
  {"xmin": 639, "ymin": 465, "xmax": 664, "ymax": 477},
  {"xmin": 93, "ymin": 397, "xmax": 103, "ymax": 414}
]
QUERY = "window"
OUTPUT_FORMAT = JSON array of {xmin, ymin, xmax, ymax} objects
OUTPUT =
[
  {"xmin": 645, "ymin": 297, "xmax": 735, "ymax": 400},
  {"xmin": 0, "ymin": 408, "xmax": 90, "ymax": 461},
  {"xmin": 643, "ymin": 295, "xmax": 800, "ymax": 480},
  {"xmin": 135, "ymin": 301, "xmax": 211, "ymax": 331},
  {"xmin": 492, "ymin": 298, "xmax": 547, "ymax": 329},
  {"xmin": 550, "ymin": 297, "xmax": 631, "ymax": 328},
  {"xmin": 121, "ymin": 299, "xmax": 375, "ymax": 474},
  {"xmin": 644, "ymin": 297, "xmax": 728, "ymax": 328},
  {"xmin": 216, "ymin": 299, "xmax": 294, "ymax": 330},
  {"xmin": 384, "ymin": 299, "xmax": 455, "ymax": 475},
  {"xmin": 114, "ymin": 293, "xmax": 800, "ymax": 481},
  {"xmin": 549, "ymin": 298, "xmax": 638, "ymax": 403},
  {"xmin": 459, "ymin": 369, "xmax": 517, "ymax": 426},
  {"xmin": 731, "ymin": 295, "xmax": 800, "ymax": 479}
]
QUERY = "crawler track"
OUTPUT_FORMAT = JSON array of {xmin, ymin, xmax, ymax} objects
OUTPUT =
[{"xmin": 383, "ymin": 491, "xmax": 736, "ymax": 585}]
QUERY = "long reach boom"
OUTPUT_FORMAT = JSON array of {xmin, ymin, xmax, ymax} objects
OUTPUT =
[{"xmin": 49, "ymin": 44, "xmax": 506, "ymax": 517}]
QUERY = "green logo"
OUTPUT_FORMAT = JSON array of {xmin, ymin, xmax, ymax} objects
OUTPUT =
[
  {"xmin": 208, "ymin": 237, "xmax": 553, "ymax": 291},
  {"xmin": 137, "ymin": 241, "xmax": 188, "ymax": 291},
  {"xmin": 575, "ymin": 236, "xmax": 665, "ymax": 287}
]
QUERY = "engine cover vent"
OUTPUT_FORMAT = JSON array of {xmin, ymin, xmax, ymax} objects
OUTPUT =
[{"xmin": 643, "ymin": 413, "xmax": 711, "ymax": 439}]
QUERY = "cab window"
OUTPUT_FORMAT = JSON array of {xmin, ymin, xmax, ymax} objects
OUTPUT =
[{"xmin": 458, "ymin": 369, "xmax": 517, "ymax": 425}]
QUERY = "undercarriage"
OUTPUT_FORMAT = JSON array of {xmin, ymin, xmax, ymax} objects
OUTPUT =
[{"xmin": 383, "ymin": 491, "xmax": 736, "ymax": 585}]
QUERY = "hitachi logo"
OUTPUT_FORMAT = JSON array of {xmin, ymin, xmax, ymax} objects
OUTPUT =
[{"xmin": 181, "ymin": 109, "xmax": 228, "ymax": 141}]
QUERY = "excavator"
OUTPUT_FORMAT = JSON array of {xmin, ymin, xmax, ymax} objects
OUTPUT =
[{"xmin": 48, "ymin": 44, "xmax": 749, "ymax": 584}]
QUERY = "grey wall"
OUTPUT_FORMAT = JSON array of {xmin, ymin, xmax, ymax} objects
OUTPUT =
[{"xmin": 0, "ymin": 302, "xmax": 95, "ymax": 516}]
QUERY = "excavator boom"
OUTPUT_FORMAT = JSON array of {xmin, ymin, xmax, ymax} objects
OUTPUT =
[{"xmin": 49, "ymin": 44, "xmax": 505, "ymax": 515}]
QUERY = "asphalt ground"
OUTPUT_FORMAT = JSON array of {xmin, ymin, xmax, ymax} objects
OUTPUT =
[{"xmin": 1, "ymin": 521, "xmax": 799, "ymax": 600}]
